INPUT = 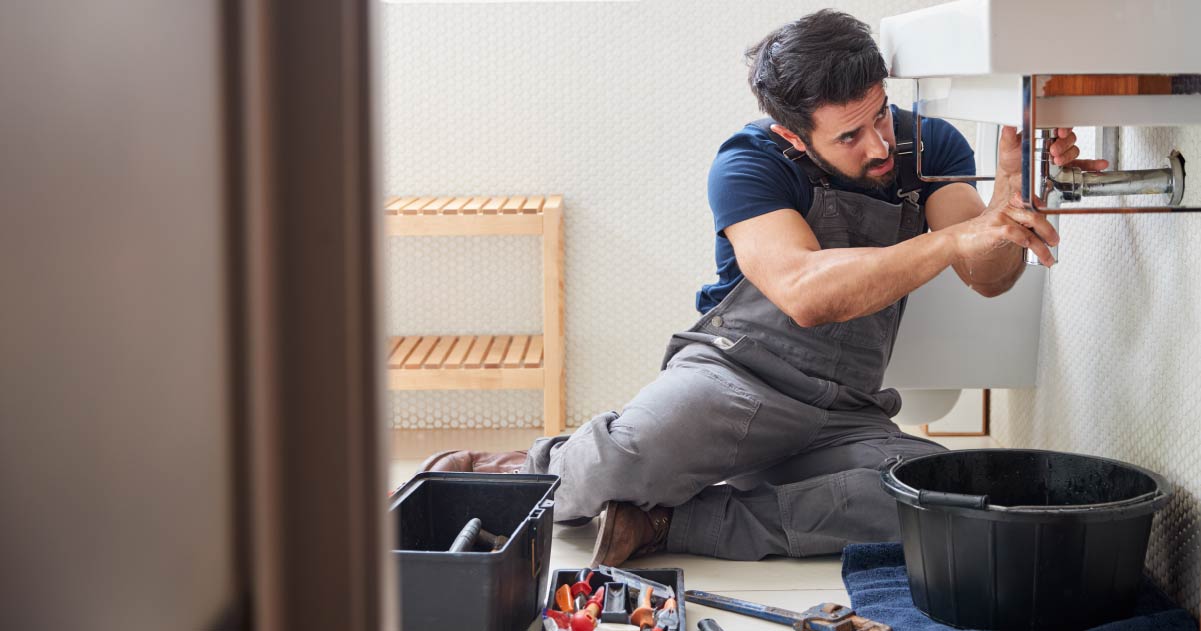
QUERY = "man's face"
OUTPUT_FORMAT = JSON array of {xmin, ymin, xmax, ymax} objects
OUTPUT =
[{"xmin": 803, "ymin": 83, "xmax": 897, "ymax": 189}]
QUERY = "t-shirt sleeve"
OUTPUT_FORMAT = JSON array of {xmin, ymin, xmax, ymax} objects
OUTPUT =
[
  {"xmin": 707, "ymin": 133, "xmax": 808, "ymax": 236},
  {"xmin": 918, "ymin": 117, "xmax": 976, "ymax": 204}
]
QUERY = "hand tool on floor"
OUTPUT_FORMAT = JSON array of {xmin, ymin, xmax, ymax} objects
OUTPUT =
[
  {"xmin": 601, "ymin": 582, "xmax": 628, "ymax": 622},
  {"xmin": 683, "ymin": 590, "xmax": 891, "ymax": 631},
  {"xmin": 572, "ymin": 569, "xmax": 596, "ymax": 611},
  {"xmin": 447, "ymin": 517, "xmax": 482, "ymax": 553},
  {"xmin": 696, "ymin": 619, "xmax": 725, "ymax": 631},
  {"xmin": 794, "ymin": 603, "xmax": 891, "ymax": 631},
  {"xmin": 596, "ymin": 565, "xmax": 676, "ymax": 600},
  {"xmin": 650, "ymin": 597, "xmax": 678, "ymax": 631},
  {"xmin": 556, "ymin": 583, "xmax": 576, "ymax": 613}
]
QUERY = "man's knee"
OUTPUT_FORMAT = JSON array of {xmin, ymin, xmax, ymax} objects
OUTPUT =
[
  {"xmin": 840, "ymin": 467, "xmax": 902, "ymax": 542},
  {"xmin": 548, "ymin": 359, "xmax": 765, "ymax": 512},
  {"xmin": 549, "ymin": 410, "xmax": 692, "ymax": 513},
  {"xmin": 878, "ymin": 432, "xmax": 948, "ymax": 460}
]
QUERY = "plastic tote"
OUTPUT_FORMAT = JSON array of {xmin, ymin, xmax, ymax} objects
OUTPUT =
[
  {"xmin": 391, "ymin": 472, "xmax": 560, "ymax": 631},
  {"xmin": 881, "ymin": 449, "xmax": 1170, "ymax": 630}
]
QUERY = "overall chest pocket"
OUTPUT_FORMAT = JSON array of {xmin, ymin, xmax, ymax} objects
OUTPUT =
[
  {"xmin": 808, "ymin": 204, "xmax": 898, "ymax": 249},
  {"xmin": 791, "ymin": 301, "xmax": 898, "ymax": 348},
  {"xmin": 829, "ymin": 301, "xmax": 899, "ymax": 348}
]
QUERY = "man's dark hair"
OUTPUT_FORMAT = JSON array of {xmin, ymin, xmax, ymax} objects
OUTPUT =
[{"xmin": 747, "ymin": 10, "xmax": 888, "ymax": 143}]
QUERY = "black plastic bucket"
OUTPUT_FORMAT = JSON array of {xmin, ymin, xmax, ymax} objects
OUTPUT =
[{"xmin": 880, "ymin": 449, "xmax": 1170, "ymax": 630}]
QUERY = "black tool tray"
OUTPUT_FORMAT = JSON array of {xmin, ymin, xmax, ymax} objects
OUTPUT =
[
  {"xmin": 544, "ymin": 567, "xmax": 686, "ymax": 630},
  {"xmin": 391, "ymin": 471, "xmax": 560, "ymax": 631}
]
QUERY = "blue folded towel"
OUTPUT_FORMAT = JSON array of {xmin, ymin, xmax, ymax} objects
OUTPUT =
[{"xmin": 841, "ymin": 543, "xmax": 1196, "ymax": 631}]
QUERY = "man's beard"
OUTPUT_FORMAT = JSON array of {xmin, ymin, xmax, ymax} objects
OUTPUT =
[{"xmin": 806, "ymin": 144, "xmax": 897, "ymax": 190}]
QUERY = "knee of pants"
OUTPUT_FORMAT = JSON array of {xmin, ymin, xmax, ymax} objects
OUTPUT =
[
  {"xmin": 841, "ymin": 468, "xmax": 903, "ymax": 542},
  {"xmin": 549, "ymin": 410, "xmax": 689, "ymax": 511},
  {"xmin": 599, "ymin": 366, "xmax": 761, "ymax": 508},
  {"xmin": 878, "ymin": 432, "xmax": 947, "ymax": 459},
  {"xmin": 601, "ymin": 428, "xmax": 692, "ymax": 508}
]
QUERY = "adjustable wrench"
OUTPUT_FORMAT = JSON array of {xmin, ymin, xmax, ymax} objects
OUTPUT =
[{"xmin": 684, "ymin": 590, "xmax": 891, "ymax": 631}]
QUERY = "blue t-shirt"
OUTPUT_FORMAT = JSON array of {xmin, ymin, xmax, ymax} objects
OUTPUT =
[{"xmin": 696, "ymin": 106, "xmax": 975, "ymax": 314}]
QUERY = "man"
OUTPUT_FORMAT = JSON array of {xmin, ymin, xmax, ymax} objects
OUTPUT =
[{"xmin": 420, "ymin": 10, "xmax": 1103, "ymax": 566}]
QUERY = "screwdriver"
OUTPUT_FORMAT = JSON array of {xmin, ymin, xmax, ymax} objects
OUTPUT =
[
  {"xmin": 568, "ymin": 586, "xmax": 607, "ymax": 631},
  {"xmin": 629, "ymin": 587, "xmax": 655, "ymax": 629},
  {"xmin": 571, "ymin": 569, "xmax": 595, "ymax": 611}
]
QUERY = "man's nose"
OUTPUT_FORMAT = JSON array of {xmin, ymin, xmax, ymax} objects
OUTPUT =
[{"xmin": 866, "ymin": 130, "xmax": 890, "ymax": 160}]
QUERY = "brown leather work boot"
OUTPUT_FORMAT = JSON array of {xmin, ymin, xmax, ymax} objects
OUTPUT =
[
  {"xmin": 418, "ymin": 449, "xmax": 528, "ymax": 474},
  {"xmin": 589, "ymin": 501, "xmax": 672, "ymax": 568}
]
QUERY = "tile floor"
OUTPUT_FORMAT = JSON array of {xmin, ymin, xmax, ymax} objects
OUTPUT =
[{"xmin": 391, "ymin": 428, "xmax": 999, "ymax": 631}]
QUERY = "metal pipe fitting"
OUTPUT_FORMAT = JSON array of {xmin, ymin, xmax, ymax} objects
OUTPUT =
[
  {"xmin": 1026, "ymin": 137, "xmax": 1187, "ymax": 266},
  {"xmin": 1045, "ymin": 149, "xmax": 1185, "ymax": 205}
]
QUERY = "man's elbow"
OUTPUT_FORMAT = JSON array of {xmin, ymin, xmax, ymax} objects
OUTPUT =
[
  {"xmin": 788, "ymin": 303, "xmax": 838, "ymax": 328},
  {"xmin": 972, "ymin": 279, "xmax": 1016, "ymax": 298},
  {"xmin": 791, "ymin": 313, "xmax": 823, "ymax": 328}
]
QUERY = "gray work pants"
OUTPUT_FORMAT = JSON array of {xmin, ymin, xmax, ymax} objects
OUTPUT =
[{"xmin": 522, "ymin": 342, "xmax": 945, "ymax": 561}]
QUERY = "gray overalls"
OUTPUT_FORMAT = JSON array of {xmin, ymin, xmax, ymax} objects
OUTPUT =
[{"xmin": 523, "ymin": 110, "xmax": 947, "ymax": 560}]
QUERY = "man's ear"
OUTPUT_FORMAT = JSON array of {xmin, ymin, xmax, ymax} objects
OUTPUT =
[{"xmin": 770, "ymin": 124, "xmax": 807, "ymax": 153}]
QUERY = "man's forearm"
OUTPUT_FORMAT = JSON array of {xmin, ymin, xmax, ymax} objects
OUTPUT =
[
  {"xmin": 786, "ymin": 230, "xmax": 957, "ymax": 326},
  {"xmin": 962, "ymin": 173, "xmax": 1028, "ymax": 295}
]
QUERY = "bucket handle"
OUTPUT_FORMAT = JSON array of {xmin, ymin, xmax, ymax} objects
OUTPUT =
[
  {"xmin": 919, "ymin": 489, "xmax": 990, "ymax": 509},
  {"xmin": 882, "ymin": 455, "xmax": 991, "ymax": 510}
]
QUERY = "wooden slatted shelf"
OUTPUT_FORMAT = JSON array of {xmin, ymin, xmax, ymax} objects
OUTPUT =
[
  {"xmin": 385, "ymin": 194, "xmax": 566, "ymax": 436},
  {"xmin": 386, "ymin": 335, "xmax": 544, "ymax": 391},
  {"xmin": 384, "ymin": 194, "xmax": 561, "ymax": 236}
]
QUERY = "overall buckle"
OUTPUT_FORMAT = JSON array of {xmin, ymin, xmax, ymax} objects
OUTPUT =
[{"xmin": 894, "ymin": 140, "xmax": 923, "ymax": 157}]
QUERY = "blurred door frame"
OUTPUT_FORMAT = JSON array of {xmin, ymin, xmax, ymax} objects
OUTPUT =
[
  {"xmin": 1, "ymin": 0, "xmax": 390, "ymax": 629},
  {"xmin": 227, "ymin": 1, "xmax": 392, "ymax": 630}
]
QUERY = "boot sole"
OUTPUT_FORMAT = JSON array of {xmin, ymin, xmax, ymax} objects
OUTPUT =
[{"xmin": 589, "ymin": 500, "xmax": 621, "ymax": 568}]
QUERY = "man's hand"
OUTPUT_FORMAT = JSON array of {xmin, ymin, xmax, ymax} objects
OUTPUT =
[
  {"xmin": 991, "ymin": 126, "xmax": 1110, "ymax": 208},
  {"xmin": 957, "ymin": 127, "xmax": 1105, "ymax": 275},
  {"xmin": 1043, "ymin": 127, "xmax": 1109, "ymax": 171},
  {"xmin": 947, "ymin": 192, "xmax": 1060, "ymax": 269}
]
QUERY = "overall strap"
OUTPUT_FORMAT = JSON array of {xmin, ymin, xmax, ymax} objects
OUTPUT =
[
  {"xmin": 891, "ymin": 108, "xmax": 924, "ymax": 205},
  {"xmin": 750, "ymin": 118, "xmax": 830, "ymax": 189}
]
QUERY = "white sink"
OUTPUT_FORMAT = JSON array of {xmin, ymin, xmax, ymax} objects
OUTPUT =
[
  {"xmin": 880, "ymin": 0, "xmax": 1201, "ymax": 126},
  {"xmin": 880, "ymin": 0, "xmax": 1201, "ymax": 78}
]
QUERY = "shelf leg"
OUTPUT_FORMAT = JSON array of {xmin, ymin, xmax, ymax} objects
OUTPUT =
[{"xmin": 541, "ymin": 202, "xmax": 566, "ymax": 436}]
